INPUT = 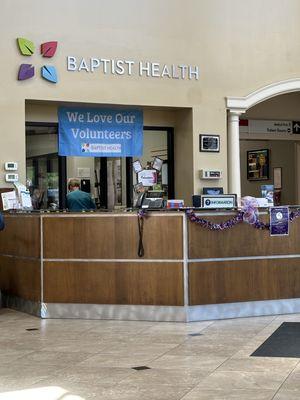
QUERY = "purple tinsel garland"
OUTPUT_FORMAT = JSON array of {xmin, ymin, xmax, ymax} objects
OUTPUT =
[
  {"xmin": 186, "ymin": 208, "xmax": 300, "ymax": 231},
  {"xmin": 137, "ymin": 208, "xmax": 300, "ymax": 232}
]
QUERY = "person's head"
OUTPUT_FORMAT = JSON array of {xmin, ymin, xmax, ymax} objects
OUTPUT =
[
  {"xmin": 258, "ymin": 154, "xmax": 266, "ymax": 166},
  {"xmin": 68, "ymin": 178, "xmax": 81, "ymax": 192}
]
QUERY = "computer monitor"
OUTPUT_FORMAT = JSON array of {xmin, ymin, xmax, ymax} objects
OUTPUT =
[{"xmin": 202, "ymin": 187, "xmax": 224, "ymax": 195}]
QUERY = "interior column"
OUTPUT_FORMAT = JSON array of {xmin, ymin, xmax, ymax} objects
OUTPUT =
[{"xmin": 228, "ymin": 110, "xmax": 243, "ymax": 199}]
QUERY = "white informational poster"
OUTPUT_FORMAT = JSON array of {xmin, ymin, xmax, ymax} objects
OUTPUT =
[
  {"xmin": 1, "ymin": 191, "xmax": 19, "ymax": 210},
  {"xmin": 137, "ymin": 169, "xmax": 157, "ymax": 186},
  {"xmin": 20, "ymin": 191, "xmax": 32, "ymax": 209}
]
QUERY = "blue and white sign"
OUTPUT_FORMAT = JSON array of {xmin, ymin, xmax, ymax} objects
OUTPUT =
[
  {"xmin": 270, "ymin": 206, "xmax": 289, "ymax": 236},
  {"xmin": 58, "ymin": 107, "xmax": 143, "ymax": 157}
]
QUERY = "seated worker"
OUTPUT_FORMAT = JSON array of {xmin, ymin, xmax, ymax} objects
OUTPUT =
[{"xmin": 67, "ymin": 178, "xmax": 96, "ymax": 211}]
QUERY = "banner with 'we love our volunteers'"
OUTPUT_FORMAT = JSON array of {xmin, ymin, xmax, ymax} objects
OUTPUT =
[{"xmin": 58, "ymin": 107, "xmax": 143, "ymax": 157}]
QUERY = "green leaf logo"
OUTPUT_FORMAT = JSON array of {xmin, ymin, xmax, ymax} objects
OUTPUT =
[{"xmin": 17, "ymin": 38, "xmax": 35, "ymax": 56}]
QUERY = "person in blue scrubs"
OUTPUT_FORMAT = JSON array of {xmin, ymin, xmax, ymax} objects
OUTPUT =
[{"xmin": 67, "ymin": 178, "xmax": 96, "ymax": 211}]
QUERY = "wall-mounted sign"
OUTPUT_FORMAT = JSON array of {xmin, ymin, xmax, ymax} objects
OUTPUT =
[
  {"xmin": 58, "ymin": 107, "xmax": 143, "ymax": 157},
  {"xmin": 200, "ymin": 135, "xmax": 220, "ymax": 152},
  {"xmin": 240, "ymin": 119, "xmax": 293, "ymax": 134},
  {"xmin": 17, "ymin": 37, "xmax": 58, "ymax": 83},
  {"xmin": 137, "ymin": 169, "xmax": 157, "ymax": 186},
  {"xmin": 292, "ymin": 121, "xmax": 300, "ymax": 133},
  {"xmin": 67, "ymin": 57, "xmax": 199, "ymax": 80},
  {"xmin": 201, "ymin": 194, "xmax": 236, "ymax": 209}
]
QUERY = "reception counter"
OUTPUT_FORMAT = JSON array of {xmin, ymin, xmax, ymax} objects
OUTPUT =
[{"xmin": 1, "ymin": 210, "xmax": 300, "ymax": 321}]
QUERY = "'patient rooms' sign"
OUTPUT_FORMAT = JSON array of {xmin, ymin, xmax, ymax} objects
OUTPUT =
[{"xmin": 58, "ymin": 107, "xmax": 143, "ymax": 157}]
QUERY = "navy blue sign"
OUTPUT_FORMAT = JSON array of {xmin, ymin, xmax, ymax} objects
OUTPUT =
[
  {"xmin": 270, "ymin": 206, "xmax": 289, "ymax": 236},
  {"xmin": 58, "ymin": 107, "xmax": 143, "ymax": 157}
]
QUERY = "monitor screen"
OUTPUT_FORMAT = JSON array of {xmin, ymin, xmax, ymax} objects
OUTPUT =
[{"xmin": 202, "ymin": 187, "xmax": 224, "ymax": 195}]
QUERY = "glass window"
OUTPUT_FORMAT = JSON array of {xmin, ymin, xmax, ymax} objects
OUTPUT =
[
  {"xmin": 133, "ymin": 129, "xmax": 169, "ymax": 196},
  {"xmin": 26, "ymin": 124, "xmax": 60, "ymax": 209}
]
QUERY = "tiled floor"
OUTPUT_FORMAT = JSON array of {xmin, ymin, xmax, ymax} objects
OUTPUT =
[{"xmin": 1, "ymin": 309, "xmax": 300, "ymax": 399}]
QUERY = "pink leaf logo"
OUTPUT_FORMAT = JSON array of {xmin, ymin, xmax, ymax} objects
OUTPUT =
[{"xmin": 41, "ymin": 41, "xmax": 57, "ymax": 58}]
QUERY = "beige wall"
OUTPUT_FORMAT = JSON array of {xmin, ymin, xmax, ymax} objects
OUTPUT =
[
  {"xmin": 2, "ymin": 0, "xmax": 300, "ymax": 199},
  {"xmin": 244, "ymin": 93, "xmax": 300, "ymax": 121}
]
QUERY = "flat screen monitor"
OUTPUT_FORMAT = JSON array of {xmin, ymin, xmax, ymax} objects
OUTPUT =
[{"xmin": 202, "ymin": 187, "xmax": 224, "ymax": 195}]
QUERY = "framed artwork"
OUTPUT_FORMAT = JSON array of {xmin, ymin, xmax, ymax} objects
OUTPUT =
[
  {"xmin": 200, "ymin": 135, "xmax": 220, "ymax": 152},
  {"xmin": 247, "ymin": 149, "xmax": 269, "ymax": 181},
  {"xmin": 273, "ymin": 167, "xmax": 282, "ymax": 189}
]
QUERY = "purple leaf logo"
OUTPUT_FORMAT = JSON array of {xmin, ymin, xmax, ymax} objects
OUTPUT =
[
  {"xmin": 41, "ymin": 41, "xmax": 58, "ymax": 58},
  {"xmin": 18, "ymin": 64, "xmax": 34, "ymax": 80}
]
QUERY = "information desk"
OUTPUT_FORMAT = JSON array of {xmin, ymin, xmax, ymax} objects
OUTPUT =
[{"xmin": 1, "ymin": 210, "xmax": 300, "ymax": 321}]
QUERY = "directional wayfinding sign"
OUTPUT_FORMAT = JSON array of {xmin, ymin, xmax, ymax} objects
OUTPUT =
[
  {"xmin": 239, "ymin": 119, "xmax": 300, "ymax": 135},
  {"xmin": 293, "ymin": 121, "xmax": 300, "ymax": 134}
]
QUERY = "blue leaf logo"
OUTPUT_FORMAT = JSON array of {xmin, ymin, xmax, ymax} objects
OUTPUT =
[{"xmin": 41, "ymin": 65, "xmax": 58, "ymax": 83}]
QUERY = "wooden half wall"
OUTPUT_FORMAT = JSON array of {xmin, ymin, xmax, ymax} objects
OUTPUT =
[
  {"xmin": 0, "ymin": 214, "xmax": 41, "ymax": 302},
  {"xmin": 42, "ymin": 213, "xmax": 184, "ymax": 306},
  {"xmin": 188, "ymin": 213, "xmax": 300, "ymax": 305},
  {"xmin": 0, "ymin": 212, "xmax": 184, "ymax": 307}
]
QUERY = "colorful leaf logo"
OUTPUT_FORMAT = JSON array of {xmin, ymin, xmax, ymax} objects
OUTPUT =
[
  {"xmin": 18, "ymin": 64, "xmax": 35, "ymax": 80},
  {"xmin": 41, "ymin": 66, "xmax": 58, "ymax": 83},
  {"xmin": 17, "ymin": 38, "xmax": 35, "ymax": 56},
  {"xmin": 41, "ymin": 41, "xmax": 57, "ymax": 58},
  {"xmin": 17, "ymin": 37, "xmax": 58, "ymax": 84}
]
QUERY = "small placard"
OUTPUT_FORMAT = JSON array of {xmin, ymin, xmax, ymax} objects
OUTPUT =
[
  {"xmin": 270, "ymin": 206, "xmax": 289, "ymax": 236},
  {"xmin": 201, "ymin": 194, "xmax": 236, "ymax": 209},
  {"xmin": 200, "ymin": 135, "xmax": 220, "ymax": 152}
]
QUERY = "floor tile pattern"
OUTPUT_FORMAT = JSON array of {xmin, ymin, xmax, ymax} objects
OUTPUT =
[{"xmin": 1, "ymin": 309, "xmax": 300, "ymax": 399}]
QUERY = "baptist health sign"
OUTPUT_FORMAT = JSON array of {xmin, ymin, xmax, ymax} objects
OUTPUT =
[
  {"xmin": 67, "ymin": 57, "xmax": 199, "ymax": 80},
  {"xmin": 58, "ymin": 107, "xmax": 143, "ymax": 157}
]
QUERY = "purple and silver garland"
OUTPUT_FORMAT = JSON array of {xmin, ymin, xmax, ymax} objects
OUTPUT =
[
  {"xmin": 289, "ymin": 209, "xmax": 300, "ymax": 222},
  {"xmin": 137, "ymin": 201, "xmax": 300, "ymax": 232},
  {"xmin": 186, "ymin": 209, "xmax": 244, "ymax": 231},
  {"xmin": 186, "ymin": 207, "xmax": 300, "ymax": 232}
]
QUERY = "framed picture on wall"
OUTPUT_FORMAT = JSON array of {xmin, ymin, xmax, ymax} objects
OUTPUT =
[
  {"xmin": 200, "ymin": 135, "xmax": 220, "ymax": 152},
  {"xmin": 247, "ymin": 149, "xmax": 269, "ymax": 181}
]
